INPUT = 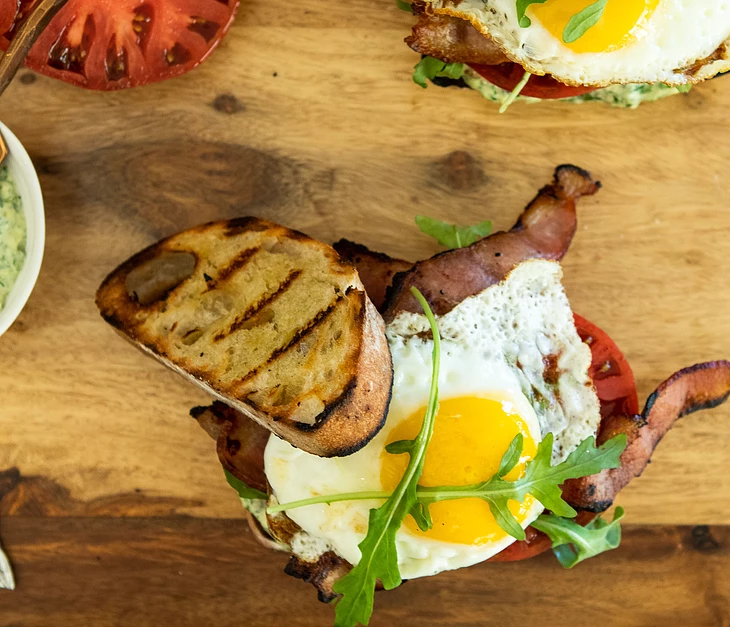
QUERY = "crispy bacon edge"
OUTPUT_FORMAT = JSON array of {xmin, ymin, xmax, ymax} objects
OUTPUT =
[
  {"xmin": 406, "ymin": 8, "xmax": 509, "ymax": 67},
  {"xmin": 382, "ymin": 164, "xmax": 601, "ymax": 321},
  {"xmin": 562, "ymin": 361, "xmax": 730, "ymax": 512},
  {"xmin": 332, "ymin": 240, "xmax": 412, "ymax": 311}
]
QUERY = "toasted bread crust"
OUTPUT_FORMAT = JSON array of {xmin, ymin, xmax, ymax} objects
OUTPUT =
[{"xmin": 97, "ymin": 218, "xmax": 393, "ymax": 457}]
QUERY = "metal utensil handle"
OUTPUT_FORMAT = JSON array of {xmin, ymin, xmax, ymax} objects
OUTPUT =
[{"xmin": 0, "ymin": 0, "xmax": 70, "ymax": 97}]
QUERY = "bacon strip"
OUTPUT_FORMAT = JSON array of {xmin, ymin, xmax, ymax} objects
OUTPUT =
[
  {"xmin": 383, "ymin": 165, "xmax": 601, "ymax": 320},
  {"xmin": 562, "ymin": 361, "xmax": 730, "ymax": 512},
  {"xmin": 190, "ymin": 401, "xmax": 269, "ymax": 493},
  {"xmin": 406, "ymin": 12, "xmax": 508, "ymax": 66},
  {"xmin": 284, "ymin": 553, "xmax": 352, "ymax": 603},
  {"xmin": 333, "ymin": 240, "xmax": 412, "ymax": 311}
]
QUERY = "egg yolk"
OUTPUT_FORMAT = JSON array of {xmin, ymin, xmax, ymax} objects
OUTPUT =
[
  {"xmin": 530, "ymin": 0, "xmax": 659, "ymax": 53},
  {"xmin": 380, "ymin": 396, "xmax": 538, "ymax": 546}
]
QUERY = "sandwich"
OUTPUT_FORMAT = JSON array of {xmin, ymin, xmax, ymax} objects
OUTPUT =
[
  {"xmin": 96, "ymin": 165, "xmax": 730, "ymax": 627},
  {"xmin": 405, "ymin": 1, "xmax": 730, "ymax": 109}
]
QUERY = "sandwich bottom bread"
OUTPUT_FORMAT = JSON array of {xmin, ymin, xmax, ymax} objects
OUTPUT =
[{"xmin": 98, "ymin": 165, "xmax": 730, "ymax": 627}]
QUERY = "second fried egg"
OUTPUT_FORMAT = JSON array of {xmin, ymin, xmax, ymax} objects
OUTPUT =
[{"xmin": 425, "ymin": 0, "xmax": 730, "ymax": 86}]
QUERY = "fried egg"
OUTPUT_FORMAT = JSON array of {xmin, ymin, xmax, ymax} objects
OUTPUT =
[
  {"xmin": 265, "ymin": 259, "xmax": 601, "ymax": 579},
  {"xmin": 426, "ymin": 0, "xmax": 730, "ymax": 86}
]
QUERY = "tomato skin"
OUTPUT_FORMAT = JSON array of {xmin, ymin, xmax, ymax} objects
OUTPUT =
[
  {"xmin": 488, "ymin": 526, "xmax": 552, "ymax": 562},
  {"xmin": 488, "ymin": 315, "xmax": 637, "ymax": 563},
  {"xmin": 469, "ymin": 62, "xmax": 600, "ymax": 99},
  {"xmin": 2, "ymin": 0, "xmax": 240, "ymax": 90},
  {"xmin": 574, "ymin": 314, "xmax": 640, "ymax": 417}
]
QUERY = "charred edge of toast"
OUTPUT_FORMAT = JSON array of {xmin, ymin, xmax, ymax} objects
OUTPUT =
[
  {"xmin": 96, "ymin": 217, "xmax": 279, "ymax": 325},
  {"xmin": 97, "ymin": 251, "xmax": 198, "ymax": 332},
  {"xmin": 322, "ymin": 370, "xmax": 393, "ymax": 457},
  {"xmin": 333, "ymin": 239, "xmax": 403, "ymax": 265},
  {"xmin": 214, "ymin": 269, "xmax": 303, "ymax": 342},
  {"xmin": 316, "ymin": 297, "xmax": 393, "ymax": 457}
]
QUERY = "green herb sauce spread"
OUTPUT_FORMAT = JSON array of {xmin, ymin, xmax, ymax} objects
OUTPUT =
[
  {"xmin": 0, "ymin": 166, "xmax": 26, "ymax": 310},
  {"xmin": 462, "ymin": 68, "xmax": 685, "ymax": 109}
]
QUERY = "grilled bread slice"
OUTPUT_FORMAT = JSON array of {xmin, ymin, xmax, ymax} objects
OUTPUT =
[{"xmin": 96, "ymin": 218, "xmax": 393, "ymax": 457}]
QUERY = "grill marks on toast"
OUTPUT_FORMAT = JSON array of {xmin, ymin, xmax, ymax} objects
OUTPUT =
[
  {"xmin": 238, "ymin": 291, "xmax": 347, "ymax": 387},
  {"xmin": 206, "ymin": 247, "xmax": 260, "ymax": 290},
  {"xmin": 214, "ymin": 269, "xmax": 303, "ymax": 342},
  {"xmin": 96, "ymin": 217, "xmax": 394, "ymax": 457}
]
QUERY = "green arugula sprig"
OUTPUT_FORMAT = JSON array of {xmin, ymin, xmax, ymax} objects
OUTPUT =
[
  {"xmin": 270, "ymin": 433, "xmax": 627, "ymax": 543},
  {"xmin": 532, "ymin": 507, "xmax": 625, "ymax": 567},
  {"xmin": 403, "ymin": 432, "xmax": 625, "ymax": 541},
  {"xmin": 516, "ymin": 0, "xmax": 609, "ymax": 44},
  {"xmin": 563, "ymin": 0, "xmax": 608, "ymax": 43},
  {"xmin": 331, "ymin": 287, "xmax": 442, "ymax": 627},
  {"xmin": 499, "ymin": 71, "xmax": 532, "ymax": 113},
  {"xmin": 516, "ymin": 0, "xmax": 548, "ymax": 27},
  {"xmin": 413, "ymin": 56, "xmax": 464, "ymax": 88},
  {"xmin": 415, "ymin": 215, "xmax": 492, "ymax": 249},
  {"xmin": 224, "ymin": 468, "xmax": 267, "ymax": 501}
]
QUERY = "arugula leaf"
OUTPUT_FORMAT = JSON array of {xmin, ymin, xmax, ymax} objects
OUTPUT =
[
  {"xmin": 499, "ymin": 71, "xmax": 532, "ymax": 113},
  {"xmin": 531, "ymin": 507, "xmax": 625, "ymax": 568},
  {"xmin": 412, "ymin": 56, "xmax": 464, "ymax": 89},
  {"xmin": 563, "ymin": 0, "xmax": 608, "ymax": 43},
  {"xmin": 516, "ymin": 0, "xmax": 548, "ymax": 27},
  {"xmin": 396, "ymin": 0, "xmax": 412, "ymax": 11},
  {"xmin": 224, "ymin": 468, "xmax": 267, "ymax": 501},
  {"xmin": 332, "ymin": 287, "xmax": 441, "ymax": 627},
  {"xmin": 417, "ymin": 433, "xmax": 626, "ymax": 541},
  {"xmin": 415, "ymin": 215, "xmax": 492, "ymax": 248},
  {"xmin": 497, "ymin": 432, "xmax": 524, "ymax": 477}
]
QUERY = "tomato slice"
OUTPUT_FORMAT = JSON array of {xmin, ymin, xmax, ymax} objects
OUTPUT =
[
  {"xmin": 3, "ymin": 0, "xmax": 240, "ymax": 90},
  {"xmin": 489, "ymin": 315, "xmax": 637, "ymax": 563},
  {"xmin": 0, "ymin": 0, "xmax": 17, "ymax": 49},
  {"xmin": 469, "ymin": 62, "xmax": 599, "ymax": 99},
  {"xmin": 574, "ymin": 314, "xmax": 640, "ymax": 418}
]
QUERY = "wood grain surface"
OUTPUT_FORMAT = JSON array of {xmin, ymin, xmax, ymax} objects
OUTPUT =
[{"xmin": 0, "ymin": 0, "xmax": 729, "ymax": 623}]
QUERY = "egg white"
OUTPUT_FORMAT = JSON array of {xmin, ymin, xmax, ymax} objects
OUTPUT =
[
  {"xmin": 265, "ymin": 349, "xmax": 545, "ymax": 580},
  {"xmin": 425, "ymin": 0, "xmax": 730, "ymax": 86}
]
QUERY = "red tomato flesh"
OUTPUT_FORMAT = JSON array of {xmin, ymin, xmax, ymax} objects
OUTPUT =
[
  {"xmin": 2, "ymin": 0, "xmax": 240, "ymax": 90},
  {"xmin": 469, "ymin": 62, "xmax": 599, "ymax": 99},
  {"xmin": 488, "ymin": 314, "xmax": 637, "ymax": 563}
]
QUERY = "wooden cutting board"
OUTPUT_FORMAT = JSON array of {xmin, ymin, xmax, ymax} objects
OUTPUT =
[{"xmin": 0, "ymin": 0, "xmax": 729, "ymax": 624}]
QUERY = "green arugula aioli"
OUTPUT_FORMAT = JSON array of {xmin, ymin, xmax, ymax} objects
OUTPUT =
[
  {"xmin": 461, "ymin": 67, "xmax": 687, "ymax": 109},
  {"xmin": 0, "ymin": 166, "xmax": 26, "ymax": 310}
]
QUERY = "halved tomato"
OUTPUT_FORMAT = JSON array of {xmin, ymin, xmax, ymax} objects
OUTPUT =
[
  {"xmin": 489, "ymin": 315, "xmax": 638, "ymax": 563},
  {"xmin": 2, "ymin": 0, "xmax": 240, "ymax": 90},
  {"xmin": 470, "ymin": 62, "xmax": 599, "ymax": 99}
]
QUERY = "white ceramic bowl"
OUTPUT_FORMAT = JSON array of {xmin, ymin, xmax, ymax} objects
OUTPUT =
[{"xmin": 0, "ymin": 121, "xmax": 44, "ymax": 338}]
